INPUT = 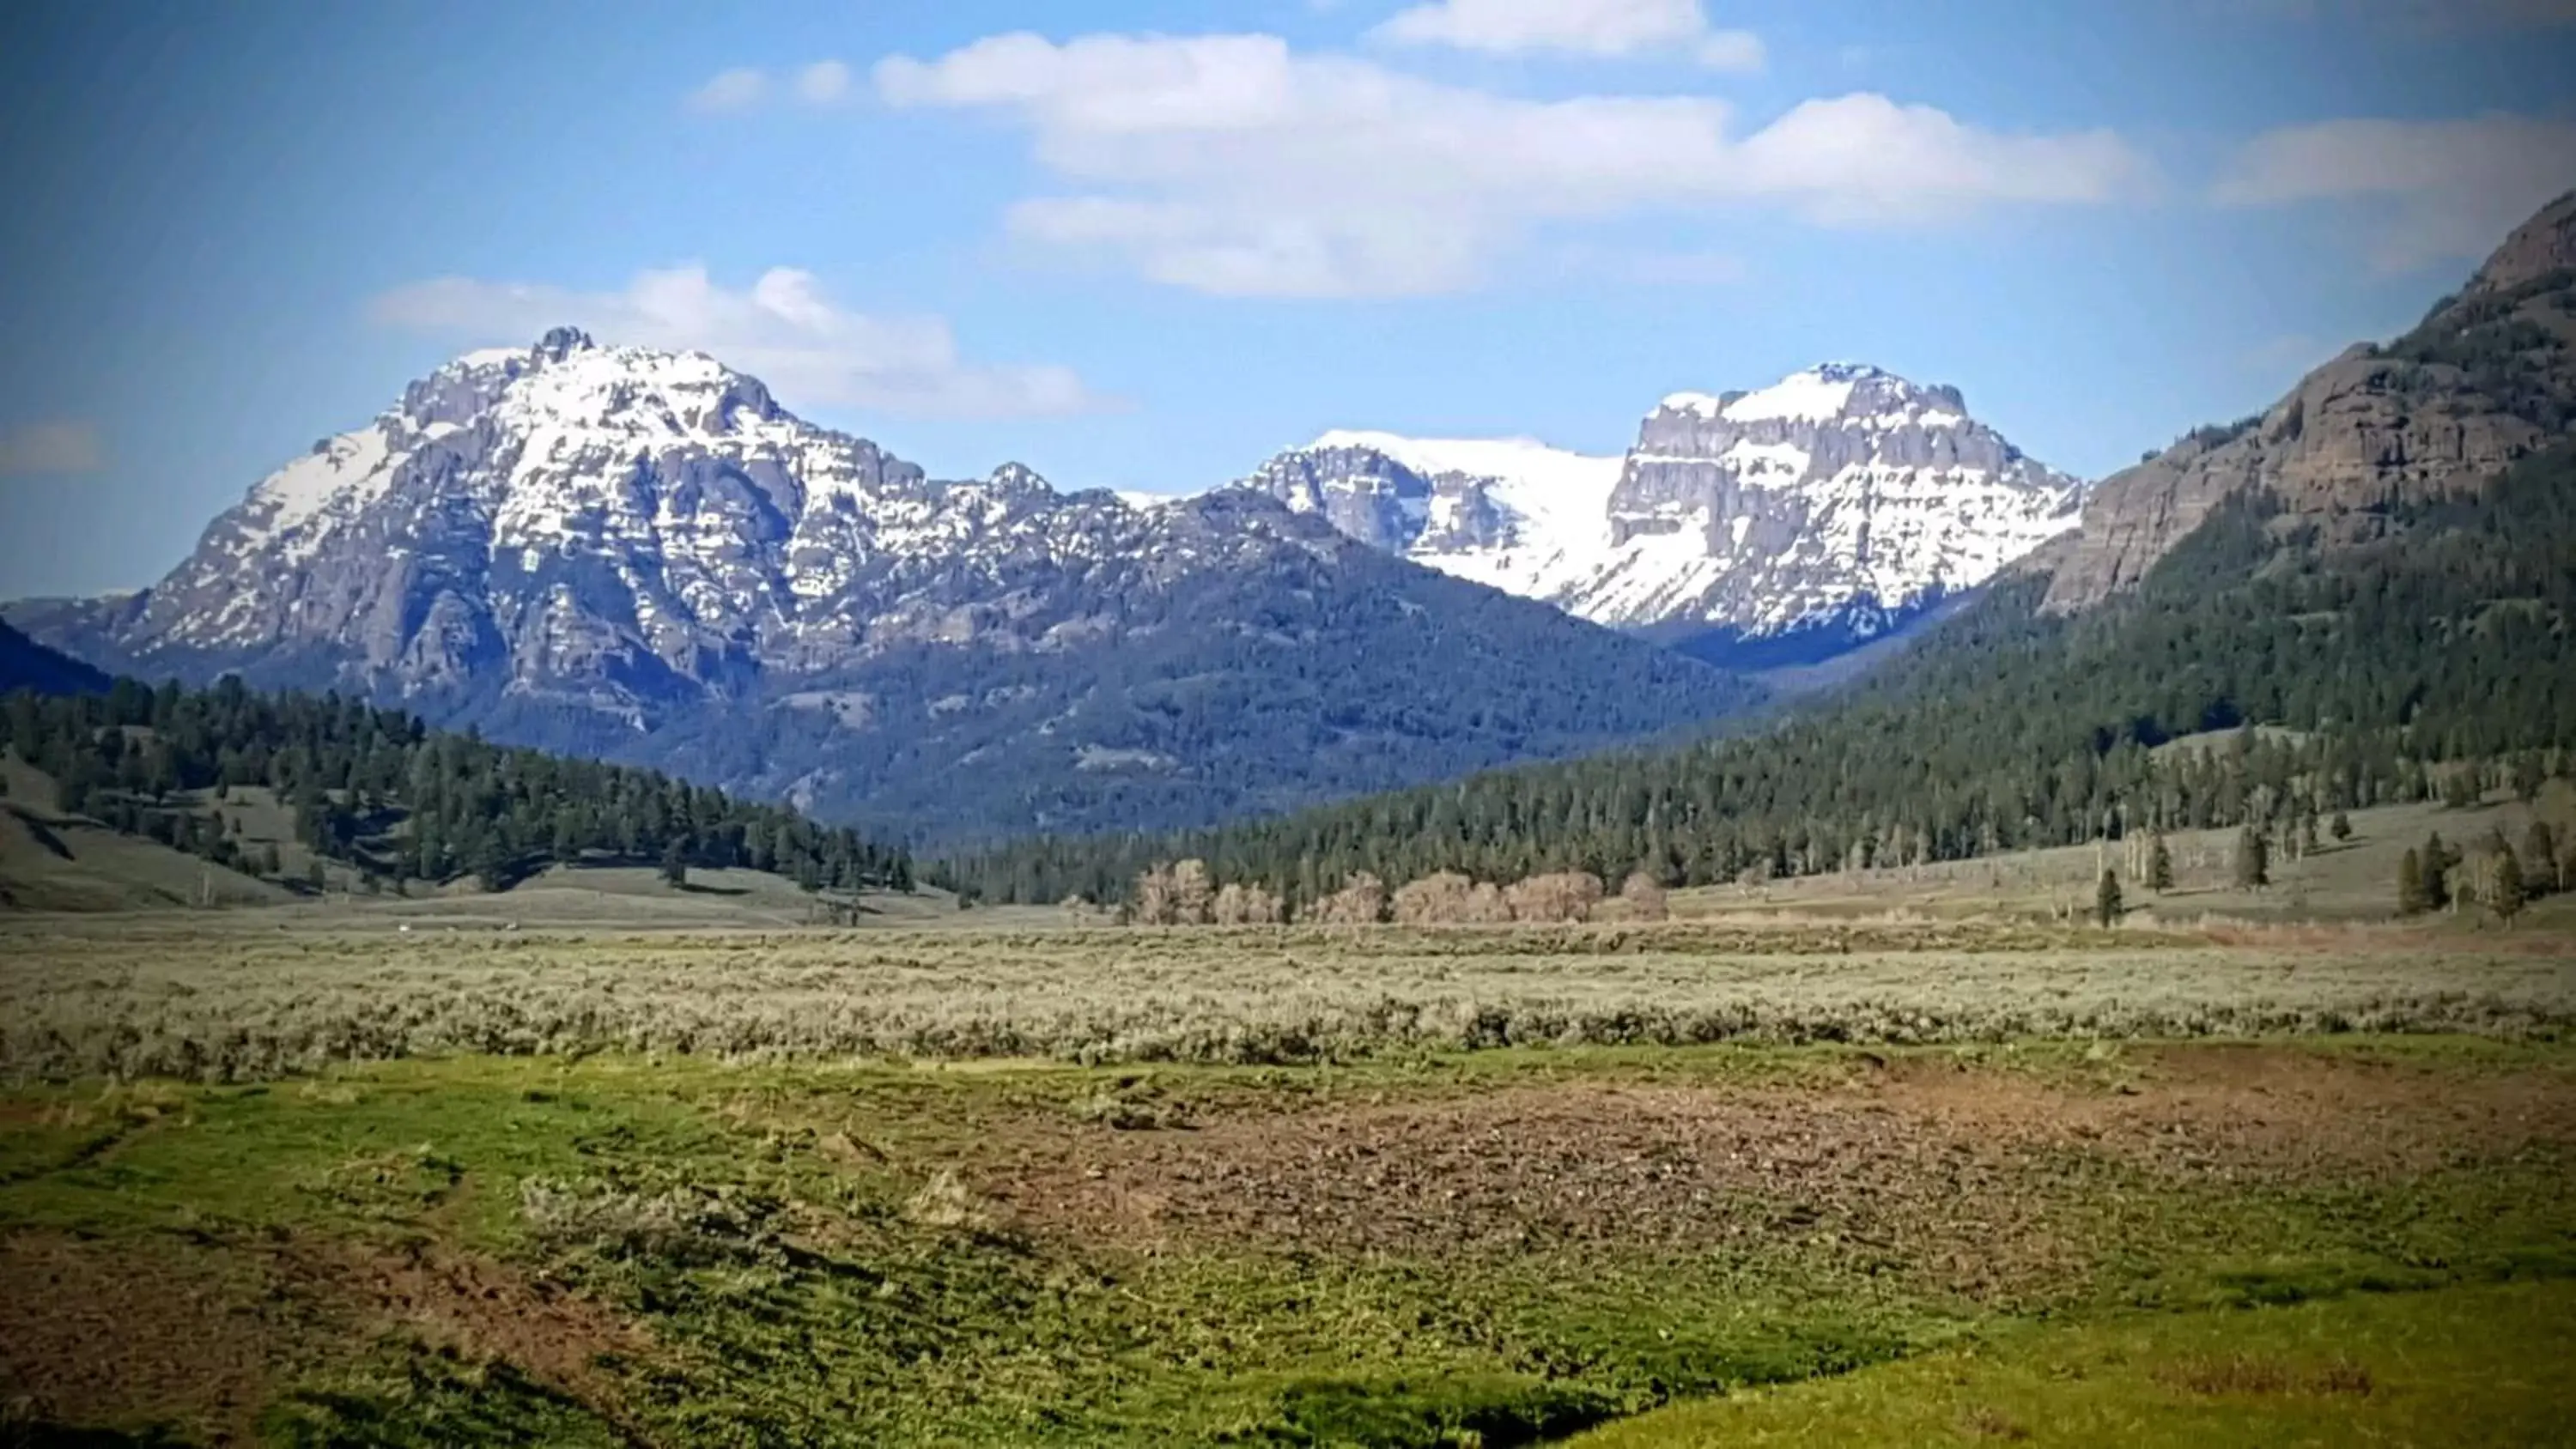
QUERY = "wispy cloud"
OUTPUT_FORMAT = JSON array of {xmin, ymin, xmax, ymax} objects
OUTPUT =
[
  {"xmin": 685, "ymin": 67, "xmax": 769, "ymax": 114},
  {"xmin": 1370, "ymin": 0, "xmax": 1765, "ymax": 70},
  {"xmin": 685, "ymin": 60, "xmax": 857, "ymax": 113},
  {"xmin": 872, "ymin": 31, "xmax": 2148, "ymax": 298},
  {"xmin": 369, "ymin": 265, "xmax": 1103, "ymax": 419},
  {"xmin": 0, "ymin": 421, "xmax": 105, "ymax": 476},
  {"xmin": 2214, "ymin": 113, "xmax": 2576, "ymax": 273}
]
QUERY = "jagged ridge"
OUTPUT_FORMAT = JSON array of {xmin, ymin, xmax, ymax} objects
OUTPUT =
[{"xmin": 1238, "ymin": 362, "xmax": 2085, "ymax": 654}]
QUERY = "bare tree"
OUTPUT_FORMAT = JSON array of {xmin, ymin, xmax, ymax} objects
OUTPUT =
[
  {"xmin": 1209, "ymin": 881, "xmax": 1283, "ymax": 925},
  {"xmin": 1392, "ymin": 871, "xmax": 1476, "ymax": 924},
  {"xmin": 1619, "ymin": 871, "xmax": 1670, "ymax": 922},
  {"xmin": 1505, "ymin": 871, "xmax": 1605, "ymax": 924},
  {"xmin": 1133, "ymin": 864, "xmax": 1179, "ymax": 926},
  {"xmin": 1170, "ymin": 858, "xmax": 1215, "ymax": 925},
  {"xmin": 1309, "ymin": 871, "xmax": 1388, "ymax": 925}
]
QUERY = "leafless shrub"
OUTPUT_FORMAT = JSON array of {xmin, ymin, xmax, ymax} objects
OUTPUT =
[
  {"xmin": 1391, "ymin": 871, "xmax": 1473, "ymax": 925},
  {"xmin": 1209, "ymin": 881, "xmax": 1284, "ymax": 925},
  {"xmin": 1306, "ymin": 872, "xmax": 1388, "ymax": 925},
  {"xmin": 1505, "ymin": 871, "xmax": 1604, "ymax": 924},
  {"xmin": 1619, "ymin": 871, "xmax": 1670, "ymax": 922}
]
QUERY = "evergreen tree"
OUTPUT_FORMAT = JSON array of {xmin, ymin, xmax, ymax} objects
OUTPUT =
[
  {"xmin": 2233, "ymin": 828, "xmax": 2269, "ymax": 889},
  {"xmin": 2423, "ymin": 833, "xmax": 2452, "ymax": 911},
  {"xmin": 2094, "ymin": 868, "xmax": 2123, "ymax": 927},
  {"xmin": 2526, "ymin": 821, "xmax": 2561, "ymax": 896},
  {"xmin": 2147, "ymin": 832, "xmax": 2174, "ymax": 893},
  {"xmin": 2398, "ymin": 848, "xmax": 2428, "ymax": 916},
  {"xmin": 660, "ymin": 838, "xmax": 689, "ymax": 888},
  {"xmin": 2492, "ymin": 843, "xmax": 2526, "ymax": 925}
]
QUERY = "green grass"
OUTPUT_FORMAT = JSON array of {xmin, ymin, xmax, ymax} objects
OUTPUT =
[
  {"xmin": 1572, "ymin": 1277, "xmax": 2576, "ymax": 1447},
  {"xmin": 5, "ymin": 1040, "xmax": 2573, "ymax": 1446}
]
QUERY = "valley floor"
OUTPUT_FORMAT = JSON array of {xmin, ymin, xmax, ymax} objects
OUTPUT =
[{"xmin": 2, "ymin": 922, "xmax": 2573, "ymax": 1445}]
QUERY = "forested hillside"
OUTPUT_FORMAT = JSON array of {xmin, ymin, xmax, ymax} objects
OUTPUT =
[
  {"xmin": 938, "ymin": 441, "xmax": 2576, "ymax": 908},
  {"xmin": 0, "ymin": 621, "xmax": 109, "ymax": 696},
  {"xmin": 3, "ymin": 676, "xmax": 910, "ymax": 895}
]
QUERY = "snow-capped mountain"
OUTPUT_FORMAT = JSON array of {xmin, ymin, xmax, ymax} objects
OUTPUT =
[
  {"xmin": 1240, "ymin": 363, "xmax": 2086, "ymax": 659},
  {"xmin": 9, "ymin": 329, "xmax": 1750, "ymax": 842}
]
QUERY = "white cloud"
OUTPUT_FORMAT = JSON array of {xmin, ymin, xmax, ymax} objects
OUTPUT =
[
  {"xmin": 872, "ymin": 31, "xmax": 2147, "ymax": 297},
  {"xmin": 2214, "ymin": 113, "xmax": 2576, "ymax": 273},
  {"xmin": 794, "ymin": 60, "xmax": 854, "ymax": 105},
  {"xmin": 1371, "ymin": 0, "xmax": 1765, "ymax": 70},
  {"xmin": 686, "ymin": 67, "xmax": 769, "ymax": 113},
  {"xmin": 686, "ymin": 61, "xmax": 856, "ymax": 112},
  {"xmin": 369, "ymin": 265, "xmax": 1102, "ymax": 419},
  {"xmin": 0, "ymin": 421, "xmax": 104, "ymax": 476}
]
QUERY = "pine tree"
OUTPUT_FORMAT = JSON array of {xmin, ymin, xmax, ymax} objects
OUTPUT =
[
  {"xmin": 2398, "ymin": 848, "xmax": 2427, "ymax": 916},
  {"xmin": 2147, "ymin": 832, "xmax": 2174, "ymax": 893},
  {"xmin": 660, "ymin": 838, "xmax": 689, "ymax": 888},
  {"xmin": 2492, "ymin": 844, "xmax": 2526, "ymax": 925},
  {"xmin": 2233, "ymin": 827, "xmax": 2269, "ymax": 889},
  {"xmin": 2094, "ymin": 868, "xmax": 2123, "ymax": 927},
  {"xmin": 2526, "ymin": 821, "xmax": 2561, "ymax": 897}
]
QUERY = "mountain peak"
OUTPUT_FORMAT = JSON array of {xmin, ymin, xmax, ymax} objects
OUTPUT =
[
  {"xmin": 1659, "ymin": 361, "xmax": 1956, "ymax": 424},
  {"xmin": 535, "ymin": 325, "xmax": 598, "ymax": 361}
]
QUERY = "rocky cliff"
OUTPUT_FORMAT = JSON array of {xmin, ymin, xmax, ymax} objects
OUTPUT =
[{"xmin": 2043, "ymin": 191, "xmax": 2576, "ymax": 612}]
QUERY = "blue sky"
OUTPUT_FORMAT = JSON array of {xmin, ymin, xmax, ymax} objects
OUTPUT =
[{"xmin": 2, "ymin": 0, "xmax": 2572, "ymax": 597}]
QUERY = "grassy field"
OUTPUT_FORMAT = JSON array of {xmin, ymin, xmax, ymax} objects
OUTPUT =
[
  {"xmin": 1669, "ymin": 789, "xmax": 2576, "ymax": 928},
  {"xmin": 1, "ymin": 907, "xmax": 2573, "ymax": 1445},
  {"xmin": 6, "ymin": 918, "xmax": 2574, "ymax": 1082}
]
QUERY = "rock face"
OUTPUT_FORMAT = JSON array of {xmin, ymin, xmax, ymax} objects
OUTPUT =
[
  {"xmin": 2044, "ymin": 191, "xmax": 2576, "ymax": 613},
  {"xmin": 1241, "ymin": 364, "xmax": 2085, "ymax": 658},
  {"xmin": 8, "ymin": 331, "xmax": 1753, "ymax": 842}
]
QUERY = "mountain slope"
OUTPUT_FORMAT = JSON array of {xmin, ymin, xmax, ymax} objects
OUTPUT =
[
  {"xmin": 0, "ymin": 621, "xmax": 109, "ymax": 695},
  {"xmin": 1240, "ymin": 364, "xmax": 2084, "ymax": 664},
  {"xmin": 2044, "ymin": 190, "xmax": 2576, "ymax": 611},
  {"xmin": 7, "ymin": 330, "xmax": 1753, "ymax": 845}
]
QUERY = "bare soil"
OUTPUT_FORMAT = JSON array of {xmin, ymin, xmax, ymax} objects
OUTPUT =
[
  {"xmin": 0, "ymin": 1232, "xmax": 292, "ymax": 1443},
  {"xmin": 0, "ymin": 1228, "xmax": 646, "ymax": 1442},
  {"xmin": 984, "ymin": 1049, "xmax": 2576, "ymax": 1298}
]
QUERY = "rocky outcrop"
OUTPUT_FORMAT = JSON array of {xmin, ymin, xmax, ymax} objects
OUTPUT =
[
  {"xmin": 2043, "ymin": 191, "xmax": 2576, "ymax": 613},
  {"xmin": 2467, "ymin": 189, "xmax": 2576, "ymax": 296}
]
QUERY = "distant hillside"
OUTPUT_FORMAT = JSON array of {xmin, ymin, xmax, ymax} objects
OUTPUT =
[
  {"xmin": 0, "ymin": 621, "xmax": 108, "ymax": 695},
  {"xmin": 3, "ymin": 675, "xmax": 911, "ymax": 910}
]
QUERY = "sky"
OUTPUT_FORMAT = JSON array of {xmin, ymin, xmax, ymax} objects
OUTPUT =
[{"xmin": 1, "ymin": 0, "xmax": 2572, "ymax": 598}]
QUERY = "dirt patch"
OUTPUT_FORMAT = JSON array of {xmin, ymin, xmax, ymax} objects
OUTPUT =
[
  {"xmin": 282, "ymin": 1238, "xmax": 647, "ymax": 1409},
  {"xmin": 0, "ymin": 1231, "xmax": 297, "ymax": 1443},
  {"xmin": 2154, "ymin": 1354, "xmax": 2374, "ymax": 1397},
  {"xmin": 982, "ymin": 1052, "xmax": 2576, "ymax": 1295},
  {"xmin": 0, "ymin": 1227, "xmax": 647, "ymax": 1441},
  {"xmin": 990, "ymin": 1082, "xmax": 2078, "ymax": 1293}
]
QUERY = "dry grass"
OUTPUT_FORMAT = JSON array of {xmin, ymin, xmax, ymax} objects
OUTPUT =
[{"xmin": 3, "ymin": 917, "xmax": 2571, "ymax": 1082}]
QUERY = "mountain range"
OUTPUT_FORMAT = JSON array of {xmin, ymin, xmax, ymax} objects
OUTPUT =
[
  {"xmin": 1237, "ymin": 363, "xmax": 2086, "ymax": 665},
  {"xmin": 3, "ymin": 330, "xmax": 1753, "ymax": 846},
  {"xmin": 16, "ymin": 191, "xmax": 2564, "ymax": 858}
]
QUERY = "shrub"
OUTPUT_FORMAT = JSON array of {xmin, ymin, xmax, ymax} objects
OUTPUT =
[{"xmin": 1505, "ymin": 871, "xmax": 1604, "ymax": 924}]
